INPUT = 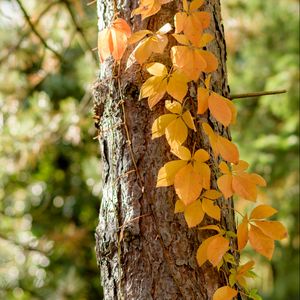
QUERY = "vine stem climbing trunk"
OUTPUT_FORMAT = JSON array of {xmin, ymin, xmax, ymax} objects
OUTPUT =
[{"xmin": 94, "ymin": 1, "xmax": 237, "ymax": 299}]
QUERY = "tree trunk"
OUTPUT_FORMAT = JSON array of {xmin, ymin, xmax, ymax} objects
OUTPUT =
[{"xmin": 94, "ymin": 1, "xmax": 236, "ymax": 299}]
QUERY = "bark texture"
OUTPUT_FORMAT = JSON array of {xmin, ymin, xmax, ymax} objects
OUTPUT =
[{"xmin": 94, "ymin": 1, "xmax": 236, "ymax": 299}]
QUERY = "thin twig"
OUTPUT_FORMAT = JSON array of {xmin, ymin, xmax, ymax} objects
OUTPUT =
[
  {"xmin": 62, "ymin": 0, "xmax": 98, "ymax": 63},
  {"xmin": 87, "ymin": 0, "xmax": 96, "ymax": 6},
  {"xmin": 15, "ymin": 0, "xmax": 62, "ymax": 59},
  {"xmin": 230, "ymin": 89, "xmax": 287, "ymax": 100}
]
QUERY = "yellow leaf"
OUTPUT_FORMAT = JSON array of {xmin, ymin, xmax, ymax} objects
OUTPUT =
[
  {"xmin": 198, "ymin": 33, "xmax": 214, "ymax": 48},
  {"xmin": 174, "ymin": 13, "xmax": 188, "ymax": 34},
  {"xmin": 250, "ymin": 205, "xmax": 278, "ymax": 220},
  {"xmin": 232, "ymin": 160, "xmax": 249, "ymax": 173},
  {"xmin": 167, "ymin": 70, "xmax": 189, "ymax": 102},
  {"xmin": 166, "ymin": 117, "xmax": 188, "ymax": 147},
  {"xmin": 219, "ymin": 161, "xmax": 230, "ymax": 174},
  {"xmin": 132, "ymin": 0, "xmax": 162, "ymax": 20},
  {"xmin": 156, "ymin": 160, "xmax": 187, "ymax": 187},
  {"xmin": 249, "ymin": 173, "xmax": 267, "ymax": 187},
  {"xmin": 197, "ymin": 87, "xmax": 210, "ymax": 114},
  {"xmin": 213, "ymin": 286, "xmax": 238, "ymax": 300},
  {"xmin": 217, "ymin": 174, "xmax": 233, "ymax": 199},
  {"xmin": 208, "ymin": 93, "xmax": 233, "ymax": 127},
  {"xmin": 146, "ymin": 62, "xmax": 168, "ymax": 76},
  {"xmin": 237, "ymin": 215, "xmax": 249, "ymax": 251},
  {"xmin": 165, "ymin": 100, "xmax": 182, "ymax": 114},
  {"xmin": 198, "ymin": 50, "xmax": 218, "ymax": 72},
  {"xmin": 196, "ymin": 235, "xmax": 216, "ymax": 266},
  {"xmin": 218, "ymin": 136, "xmax": 239, "ymax": 163},
  {"xmin": 207, "ymin": 235, "xmax": 229, "ymax": 266},
  {"xmin": 194, "ymin": 162, "xmax": 211, "ymax": 190},
  {"xmin": 254, "ymin": 221, "xmax": 287, "ymax": 240},
  {"xmin": 232, "ymin": 173, "xmax": 259, "ymax": 201},
  {"xmin": 174, "ymin": 164, "xmax": 202, "ymax": 205},
  {"xmin": 190, "ymin": 0, "xmax": 204, "ymax": 11},
  {"xmin": 249, "ymin": 225, "xmax": 274, "ymax": 259},
  {"xmin": 184, "ymin": 200, "xmax": 205, "ymax": 227},
  {"xmin": 182, "ymin": 110, "xmax": 196, "ymax": 131},
  {"xmin": 174, "ymin": 199, "xmax": 185, "ymax": 213},
  {"xmin": 152, "ymin": 114, "xmax": 177, "ymax": 139},
  {"xmin": 171, "ymin": 145, "xmax": 191, "ymax": 160},
  {"xmin": 128, "ymin": 30, "xmax": 151, "ymax": 44},
  {"xmin": 172, "ymin": 33, "xmax": 190, "ymax": 45},
  {"xmin": 134, "ymin": 38, "xmax": 154, "ymax": 64},
  {"xmin": 193, "ymin": 149, "xmax": 210, "ymax": 162},
  {"xmin": 202, "ymin": 189, "xmax": 222, "ymax": 200},
  {"xmin": 202, "ymin": 198, "xmax": 220, "ymax": 220}
]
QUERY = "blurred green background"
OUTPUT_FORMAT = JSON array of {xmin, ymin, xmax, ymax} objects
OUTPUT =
[{"xmin": 0, "ymin": 0, "xmax": 298, "ymax": 299}]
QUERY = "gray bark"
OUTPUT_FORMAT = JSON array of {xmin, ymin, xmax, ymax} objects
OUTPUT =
[{"xmin": 94, "ymin": 1, "xmax": 236, "ymax": 299}]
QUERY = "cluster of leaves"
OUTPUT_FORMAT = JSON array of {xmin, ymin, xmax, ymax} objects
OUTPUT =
[{"xmin": 98, "ymin": 0, "xmax": 289, "ymax": 299}]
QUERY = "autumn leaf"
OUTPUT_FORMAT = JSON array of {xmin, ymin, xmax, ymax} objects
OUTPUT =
[
  {"xmin": 171, "ymin": 42, "xmax": 218, "ymax": 81},
  {"xmin": 250, "ymin": 204, "xmax": 278, "ymax": 220},
  {"xmin": 237, "ymin": 215, "xmax": 249, "ymax": 251},
  {"xmin": 207, "ymin": 235, "xmax": 229, "ymax": 266},
  {"xmin": 253, "ymin": 220, "xmax": 287, "ymax": 240},
  {"xmin": 127, "ymin": 23, "xmax": 172, "ymax": 66},
  {"xmin": 217, "ymin": 160, "xmax": 266, "ymax": 201},
  {"xmin": 249, "ymin": 225, "xmax": 274, "ymax": 259},
  {"xmin": 152, "ymin": 100, "xmax": 196, "ymax": 147},
  {"xmin": 184, "ymin": 200, "xmax": 205, "ymax": 227},
  {"xmin": 174, "ymin": 0, "xmax": 211, "ymax": 45},
  {"xmin": 174, "ymin": 199, "xmax": 185, "ymax": 213},
  {"xmin": 196, "ymin": 235, "xmax": 217, "ymax": 267},
  {"xmin": 202, "ymin": 197, "xmax": 220, "ymax": 221},
  {"xmin": 157, "ymin": 146, "xmax": 211, "ymax": 204},
  {"xmin": 132, "ymin": 0, "xmax": 173, "ymax": 20},
  {"xmin": 213, "ymin": 286, "xmax": 238, "ymax": 300},
  {"xmin": 139, "ymin": 63, "xmax": 190, "ymax": 108},
  {"xmin": 174, "ymin": 164, "xmax": 202, "ymax": 205},
  {"xmin": 197, "ymin": 76, "xmax": 237, "ymax": 127},
  {"xmin": 202, "ymin": 123, "xmax": 239, "ymax": 163},
  {"xmin": 98, "ymin": 18, "xmax": 132, "ymax": 63}
]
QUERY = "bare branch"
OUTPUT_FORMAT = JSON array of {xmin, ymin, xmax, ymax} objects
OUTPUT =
[
  {"xmin": 15, "ymin": 0, "xmax": 62, "ymax": 59},
  {"xmin": 230, "ymin": 89, "xmax": 287, "ymax": 100}
]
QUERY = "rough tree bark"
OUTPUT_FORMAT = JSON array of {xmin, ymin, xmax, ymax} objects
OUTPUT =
[{"xmin": 94, "ymin": 1, "xmax": 236, "ymax": 299}]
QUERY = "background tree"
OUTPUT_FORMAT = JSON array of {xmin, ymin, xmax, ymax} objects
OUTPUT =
[{"xmin": 0, "ymin": 0, "xmax": 298, "ymax": 299}]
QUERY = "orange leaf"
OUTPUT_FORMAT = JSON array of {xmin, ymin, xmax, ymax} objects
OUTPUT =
[
  {"xmin": 232, "ymin": 173, "xmax": 259, "ymax": 201},
  {"xmin": 196, "ymin": 235, "xmax": 217, "ymax": 266},
  {"xmin": 207, "ymin": 235, "xmax": 229, "ymax": 266},
  {"xmin": 174, "ymin": 199, "xmax": 185, "ymax": 213},
  {"xmin": 218, "ymin": 136, "xmax": 239, "ymax": 164},
  {"xmin": 237, "ymin": 216, "xmax": 249, "ymax": 251},
  {"xmin": 184, "ymin": 200, "xmax": 205, "ymax": 227},
  {"xmin": 250, "ymin": 205, "xmax": 278, "ymax": 220},
  {"xmin": 156, "ymin": 160, "xmax": 187, "ymax": 187},
  {"xmin": 174, "ymin": 164, "xmax": 202, "ymax": 205},
  {"xmin": 182, "ymin": 110, "xmax": 196, "ymax": 131},
  {"xmin": 254, "ymin": 221, "xmax": 287, "ymax": 240},
  {"xmin": 202, "ymin": 198, "xmax": 220, "ymax": 221},
  {"xmin": 217, "ymin": 174, "xmax": 233, "ymax": 199},
  {"xmin": 197, "ymin": 87, "xmax": 210, "ymax": 114},
  {"xmin": 208, "ymin": 93, "xmax": 233, "ymax": 127},
  {"xmin": 98, "ymin": 18, "xmax": 132, "ymax": 62},
  {"xmin": 202, "ymin": 189, "xmax": 222, "ymax": 200},
  {"xmin": 249, "ymin": 225, "xmax": 274, "ymax": 259},
  {"xmin": 132, "ymin": 0, "xmax": 172, "ymax": 20},
  {"xmin": 166, "ymin": 70, "xmax": 189, "ymax": 102},
  {"xmin": 213, "ymin": 286, "xmax": 238, "ymax": 300},
  {"xmin": 165, "ymin": 118, "xmax": 188, "ymax": 147},
  {"xmin": 194, "ymin": 162, "xmax": 211, "ymax": 190}
]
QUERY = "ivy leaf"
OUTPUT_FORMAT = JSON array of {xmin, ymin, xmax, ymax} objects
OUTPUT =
[
  {"xmin": 174, "ymin": 0, "xmax": 210, "ymax": 45},
  {"xmin": 132, "ymin": 0, "xmax": 173, "ymax": 20},
  {"xmin": 254, "ymin": 221, "xmax": 287, "ymax": 240},
  {"xmin": 98, "ymin": 18, "xmax": 132, "ymax": 63},
  {"xmin": 184, "ymin": 200, "xmax": 205, "ymax": 227},
  {"xmin": 174, "ymin": 199, "xmax": 185, "ymax": 213},
  {"xmin": 202, "ymin": 197, "xmax": 220, "ymax": 221},
  {"xmin": 174, "ymin": 163, "xmax": 202, "ymax": 205},
  {"xmin": 156, "ymin": 160, "xmax": 187, "ymax": 187},
  {"xmin": 249, "ymin": 225, "xmax": 274, "ymax": 259},
  {"xmin": 207, "ymin": 235, "xmax": 229, "ymax": 267},
  {"xmin": 250, "ymin": 204, "xmax": 278, "ymax": 220},
  {"xmin": 202, "ymin": 123, "xmax": 239, "ymax": 163},
  {"xmin": 196, "ymin": 235, "xmax": 217, "ymax": 267},
  {"xmin": 213, "ymin": 286, "xmax": 238, "ymax": 300},
  {"xmin": 237, "ymin": 215, "xmax": 249, "ymax": 251}
]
